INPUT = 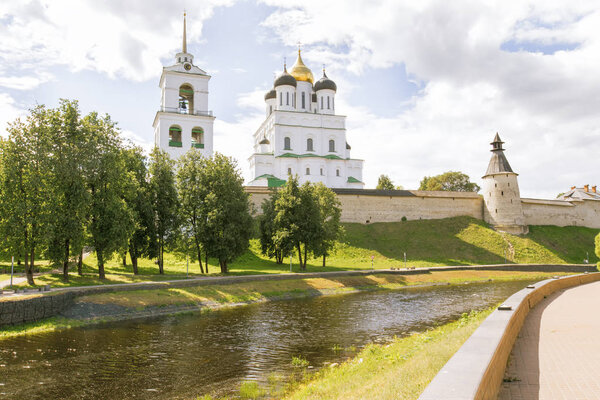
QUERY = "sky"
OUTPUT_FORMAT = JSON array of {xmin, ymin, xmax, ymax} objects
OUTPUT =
[{"xmin": 1, "ymin": 0, "xmax": 599, "ymax": 199}]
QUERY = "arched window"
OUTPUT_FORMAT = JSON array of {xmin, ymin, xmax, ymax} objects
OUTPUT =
[
  {"xmin": 332, "ymin": 98, "xmax": 335, "ymax": 111},
  {"xmin": 286, "ymin": 92, "xmax": 289, "ymax": 106},
  {"xmin": 302, "ymin": 92, "xmax": 306, "ymax": 109},
  {"xmin": 284, "ymin": 137, "xmax": 291, "ymax": 150},
  {"xmin": 279, "ymin": 92, "xmax": 282, "ymax": 106},
  {"xmin": 191, "ymin": 127, "xmax": 204, "ymax": 148},
  {"xmin": 306, "ymin": 167, "xmax": 310, "ymax": 175},
  {"xmin": 336, "ymin": 169, "xmax": 340, "ymax": 177},
  {"xmin": 320, "ymin": 168, "xmax": 324, "ymax": 176},
  {"xmin": 327, "ymin": 96, "xmax": 330, "ymax": 109},
  {"xmin": 179, "ymin": 84, "xmax": 194, "ymax": 114},
  {"xmin": 307, "ymin": 138, "xmax": 313, "ymax": 151},
  {"xmin": 169, "ymin": 125, "xmax": 182, "ymax": 147},
  {"xmin": 269, "ymin": 105, "xmax": 273, "ymax": 114},
  {"xmin": 329, "ymin": 139, "xmax": 335, "ymax": 152},
  {"xmin": 287, "ymin": 167, "xmax": 292, "ymax": 175},
  {"xmin": 320, "ymin": 97, "xmax": 323, "ymax": 109}
]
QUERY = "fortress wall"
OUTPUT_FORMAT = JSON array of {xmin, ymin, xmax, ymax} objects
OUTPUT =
[
  {"xmin": 522, "ymin": 198, "xmax": 600, "ymax": 228},
  {"xmin": 246, "ymin": 187, "xmax": 484, "ymax": 223}
]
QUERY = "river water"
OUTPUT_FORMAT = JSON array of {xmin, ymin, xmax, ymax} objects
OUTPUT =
[{"xmin": 0, "ymin": 280, "xmax": 532, "ymax": 399}]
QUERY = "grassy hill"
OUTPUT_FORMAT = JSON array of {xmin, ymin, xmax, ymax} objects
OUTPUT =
[{"xmin": 4, "ymin": 217, "xmax": 598, "ymax": 287}]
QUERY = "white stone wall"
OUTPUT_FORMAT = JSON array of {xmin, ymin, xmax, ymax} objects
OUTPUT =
[{"xmin": 522, "ymin": 198, "xmax": 600, "ymax": 228}]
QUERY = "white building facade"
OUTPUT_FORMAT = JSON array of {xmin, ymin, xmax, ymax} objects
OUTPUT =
[
  {"xmin": 153, "ymin": 13, "xmax": 214, "ymax": 160},
  {"xmin": 248, "ymin": 50, "xmax": 364, "ymax": 188}
]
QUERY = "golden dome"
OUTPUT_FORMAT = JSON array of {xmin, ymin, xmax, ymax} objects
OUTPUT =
[{"xmin": 289, "ymin": 49, "xmax": 314, "ymax": 84}]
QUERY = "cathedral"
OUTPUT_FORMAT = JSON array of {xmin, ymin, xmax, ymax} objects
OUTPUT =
[{"xmin": 247, "ymin": 50, "xmax": 364, "ymax": 188}]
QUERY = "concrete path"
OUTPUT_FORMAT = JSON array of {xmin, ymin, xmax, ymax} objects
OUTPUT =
[
  {"xmin": 0, "ymin": 275, "xmax": 27, "ymax": 289},
  {"xmin": 499, "ymin": 281, "xmax": 600, "ymax": 400}
]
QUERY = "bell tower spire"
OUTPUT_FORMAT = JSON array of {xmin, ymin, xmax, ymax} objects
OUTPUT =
[{"xmin": 183, "ymin": 11, "xmax": 187, "ymax": 53}]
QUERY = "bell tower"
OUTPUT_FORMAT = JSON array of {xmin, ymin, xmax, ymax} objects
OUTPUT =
[
  {"xmin": 153, "ymin": 12, "xmax": 214, "ymax": 160},
  {"xmin": 481, "ymin": 133, "xmax": 528, "ymax": 235}
]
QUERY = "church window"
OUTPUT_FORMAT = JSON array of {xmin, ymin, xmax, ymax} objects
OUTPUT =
[
  {"xmin": 280, "ymin": 92, "xmax": 282, "ymax": 106},
  {"xmin": 329, "ymin": 139, "xmax": 335, "ymax": 152},
  {"xmin": 336, "ymin": 169, "xmax": 340, "ymax": 177},
  {"xmin": 284, "ymin": 137, "xmax": 291, "ymax": 150},
  {"xmin": 168, "ymin": 125, "xmax": 182, "ymax": 147},
  {"xmin": 320, "ymin": 168, "xmax": 323, "ymax": 176},
  {"xmin": 178, "ymin": 84, "xmax": 194, "ymax": 114},
  {"xmin": 286, "ymin": 92, "xmax": 289, "ymax": 106},
  {"xmin": 306, "ymin": 167, "xmax": 310, "ymax": 175},
  {"xmin": 327, "ymin": 96, "xmax": 330, "ymax": 109},
  {"xmin": 269, "ymin": 106, "xmax": 272, "ymax": 114},
  {"xmin": 320, "ymin": 97, "xmax": 323, "ymax": 109},
  {"xmin": 287, "ymin": 167, "xmax": 292, "ymax": 175},
  {"xmin": 293, "ymin": 93, "xmax": 296, "ymax": 107},
  {"xmin": 332, "ymin": 98, "xmax": 335, "ymax": 110},
  {"xmin": 191, "ymin": 127, "xmax": 204, "ymax": 148},
  {"xmin": 307, "ymin": 138, "xmax": 313, "ymax": 151},
  {"xmin": 302, "ymin": 92, "xmax": 306, "ymax": 109},
  {"xmin": 501, "ymin": 191, "xmax": 504, "ymax": 196}
]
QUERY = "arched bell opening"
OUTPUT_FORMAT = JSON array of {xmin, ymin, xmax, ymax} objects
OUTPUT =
[
  {"xmin": 192, "ymin": 127, "xmax": 204, "ymax": 148},
  {"xmin": 169, "ymin": 125, "xmax": 182, "ymax": 147},
  {"xmin": 179, "ymin": 84, "xmax": 194, "ymax": 114}
]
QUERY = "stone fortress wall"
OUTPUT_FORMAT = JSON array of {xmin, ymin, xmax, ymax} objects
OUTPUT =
[{"xmin": 245, "ymin": 186, "xmax": 600, "ymax": 230}]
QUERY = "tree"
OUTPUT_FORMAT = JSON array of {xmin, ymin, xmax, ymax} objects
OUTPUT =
[
  {"xmin": 376, "ymin": 174, "xmax": 395, "ymax": 190},
  {"xmin": 313, "ymin": 183, "xmax": 342, "ymax": 267},
  {"xmin": 0, "ymin": 106, "xmax": 52, "ymax": 285},
  {"xmin": 419, "ymin": 171, "xmax": 480, "ymax": 192},
  {"xmin": 595, "ymin": 233, "xmax": 600, "ymax": 271},
  {"xmin": 122, "ymin": 146, "xmax": 154, "ymax": 275},
  {"xmin": 197, "ymin": 153, "xmax": 252, "ymax": 274},
  {"xmin": 84, "ymin": 112, "xmax": 134, "ymax": 279},
  {"xmin": 176, "ymin": 150, "xmax": 208, "ymax": 273},
  {"xmin": 259, "ymin": 190, "xmax": 293, "ymax": 264},
  {"xmin": 44, "ymin": 100, "xmax": 89, "ymax": 281},
  {"xmin": 148, "ymin": 148, "xmax": 179, "ymax": 274}
]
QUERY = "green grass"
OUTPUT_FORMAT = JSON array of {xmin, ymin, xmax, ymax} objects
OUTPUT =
[
  {"xmin": 284, "ymin": 308, "xmax": 494, "ymax": 400},
  {"xmin": 12, "ymin": 217, "xmax": 600, "ymax": 289}
]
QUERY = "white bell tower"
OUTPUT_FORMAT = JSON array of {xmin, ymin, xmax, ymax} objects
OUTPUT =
[{"xmin": 153, "ymin": 12, "xmax": 214, "ymax": 160}]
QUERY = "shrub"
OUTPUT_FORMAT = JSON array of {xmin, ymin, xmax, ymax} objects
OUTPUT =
[
  {"xmin": 291, "ymin": 355, "xmax": 309, "ymax": 368},
  {"xmin": 239, "ymin": 381, "xmax": 263, "ymax": 399}
]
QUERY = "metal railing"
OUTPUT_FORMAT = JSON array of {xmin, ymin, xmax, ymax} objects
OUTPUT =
[{"xmin": 159, "ymin": 107, "xmax": 213, "ymax": 117}]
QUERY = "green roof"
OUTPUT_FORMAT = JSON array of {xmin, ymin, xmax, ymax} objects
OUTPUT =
[
  {"xmin": 253, "ymin": 174, "xmax": 286, "ymax": 188},
  {"xmin": 276, "ymin": 153, "xmax": 343, "ymax": 160},
  {"xmin": 347, "ymin": 176, "xmax": 363, "ymax": 183}
]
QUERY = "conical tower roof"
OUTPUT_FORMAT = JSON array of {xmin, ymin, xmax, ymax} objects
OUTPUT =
[{"xmin": 484, "ymin": 133, "xmax": 514, "ymax": 176}]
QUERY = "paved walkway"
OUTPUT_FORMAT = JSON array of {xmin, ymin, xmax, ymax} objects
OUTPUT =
[{"xmin": 499, "ymin": 281, "xmax": 600, "ymax": 400}]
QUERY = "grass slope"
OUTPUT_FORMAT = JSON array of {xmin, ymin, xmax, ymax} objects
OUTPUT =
[{"xmin": 6, "ymin": 217, "xmax": 599, "ymax": 288}]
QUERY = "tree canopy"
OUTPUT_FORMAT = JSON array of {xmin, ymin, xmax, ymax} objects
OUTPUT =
[{"xmin": 419, "ymin": 171, "xmax": 480, "ymax": 192}]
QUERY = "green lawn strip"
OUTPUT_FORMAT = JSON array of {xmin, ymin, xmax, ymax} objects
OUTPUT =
[
  {"xmin": 0, "ymin": 317, "xmax": 88, "ymax": 340},
  {"xmin": 284, "ymin": 308, "xmax": 494, "ymax": 400}
]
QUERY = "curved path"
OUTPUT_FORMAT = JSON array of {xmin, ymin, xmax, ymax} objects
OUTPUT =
[{"xmin": 499, "ymin": 280, "xmax": 600, "ymax": 400}]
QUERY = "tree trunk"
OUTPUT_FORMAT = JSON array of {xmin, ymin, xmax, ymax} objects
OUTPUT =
[
  {"xmin": 303, "ymin": 245, "xmax": 308, "ymax": 271},
  {"xmin": 122, "ymin": 253, "xmax": 127, "ymax": 268},
  {"xmin": 322, "ymin": 253, "xmax": 326, "ymax": 267},
  {"xmin": 97, "ymin": 249, "xmax": 106, "ymax": 279},
  {"xmin": 159, "ymin": 244, "xmax": 164, "ymax": 274},
  {"xmin": 194, "ymin": 236, "xmax": 204, "ymax": 274},
  {"xmin": 219, "ymin": 259, "xmax": 228, "ymax": 274},
  {"xmin": 63, "ymin": 239, "xmax": 70, "ymax": 281},
  {"xmin": 129, "ymin": 249, "xmax": 139, "ymax": 275},
  {"xmin": 77, "ymin": 249, "xmax": 83, "ymax": 276},
  {"xmin": 25, "ymin": 252, "xmax": 34, "ymax": 286},
  {"xmin": 205, "ymin": 252, "xmax": 208, "ymax": 274},
  {"xmin": 297, "ymin": 243, "xmax": 303, "ymax": 271}
]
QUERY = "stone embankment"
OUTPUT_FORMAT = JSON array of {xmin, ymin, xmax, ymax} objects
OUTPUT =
[{"xmin": 0, "ymin": 264, "xmax": 595, "ymax": 328}]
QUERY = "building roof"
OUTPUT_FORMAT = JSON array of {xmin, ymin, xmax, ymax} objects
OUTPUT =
[
  {"xmin": 558, "ymin": 186, "xmax": 600, "ymax": 201},
  {"xmin": 314, "ymin": 70, "xmax": 337, "ymax": 92},
  {"xmin": 274, "ymin": 67, "xmax": 297, "ymax": 88},
  {"xmin": 484, "ymin": 133, "xmax": 514, "ymax": 176}
]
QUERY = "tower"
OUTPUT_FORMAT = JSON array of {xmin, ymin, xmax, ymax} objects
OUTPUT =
[
  {"xmin": 481, "ymin": 133, "xmax": 528, "ymax": 234},
  {"xmin": 153, "ymin": 12, "xmax": 214, "ymax": 160},
  {"xmin": 248, "ymin": 49, "xmax": 364, "ymax": 189}
]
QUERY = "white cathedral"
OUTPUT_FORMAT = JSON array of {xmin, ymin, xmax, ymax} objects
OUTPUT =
[{"xmin": 155, "ymin": 14, "xmax": 364, "ymax": 189}]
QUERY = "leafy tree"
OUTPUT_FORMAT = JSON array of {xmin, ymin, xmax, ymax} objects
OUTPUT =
[
  {"xmin": 84, "ymin": 112, "xmax": 134, "ymax": 279},
  {"xmin": 0, "ymin": 106, "xmax": 52, "ymax": 285},
  {"xmin": 313, "ymin": 183, "xmax": 342, "ymax": 267},
  {"xmin": 176, "ymin": 150, "xmax": 208, "ymax": 273},
  {"xmin": 419, "ymin": 171, "xmax": 480, "ymax": 192},
  {"xmin": 376, "ymin": 174, "xmax": 395, "ymax": 190},
  {"xmin": 122, "ymin": 146, "xmax": 154, "ymax": 274},
  {"xmin": 44, "ymin": 100, "xmax": 89, "ymax": 281},
  {"xmin": 259, "ymin": 190, "xmax": 293, "ymax": 264},
  {"xmin": 595, "ymin": 233, "xmax": 600, "ymax": 271},
  {"xmin": 197, "ymin": 153, "xmax": 252, "ymax": 274},
  {"xmin": 148, "ymin": 148, "xmax": 179, "ymax": 274}
]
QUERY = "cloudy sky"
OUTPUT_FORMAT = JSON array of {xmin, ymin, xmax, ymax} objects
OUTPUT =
[{"xmin": 1, "ymin": 0, "xmax": 599, "ymax": 198}]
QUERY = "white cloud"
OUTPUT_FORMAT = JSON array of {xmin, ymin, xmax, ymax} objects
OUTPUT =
[
  {"xmin": 259, "ymin": 0, "xmax": 600, "ymax": 198},
  {"xmin": 0, "ymin": 93, "xmax": 27, "ymax": 137}
]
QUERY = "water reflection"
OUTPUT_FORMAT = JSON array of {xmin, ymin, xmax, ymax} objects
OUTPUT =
[{"xmin": 0, "ymin": 280, "xmax": 532, "ymax": 399}]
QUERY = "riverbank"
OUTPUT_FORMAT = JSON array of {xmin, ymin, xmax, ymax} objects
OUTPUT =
[
  {"xmin": 283, "ymin": 307, "xmax": 494, "ymax": 400},
  {"xmin": 0, "ymin": 270, "xmax": 572, "ymax": 340}
]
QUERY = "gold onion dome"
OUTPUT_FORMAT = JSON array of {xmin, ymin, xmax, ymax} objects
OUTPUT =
[{"xmin": 289, "ymin": 49, "xmax": 314, "ymax": 84}]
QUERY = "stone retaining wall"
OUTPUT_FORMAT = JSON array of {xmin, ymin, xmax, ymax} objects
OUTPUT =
[
  {"xmin": 0, "ymin": 264, "xmax": 595, "ymax": 328},
  {"xmin": 0, "ymin": 292, "xmax": 76, "ymax": 327},
  {"xmin": 418, "ymin": 272, "xmax": 600, "ymax": 400}
]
